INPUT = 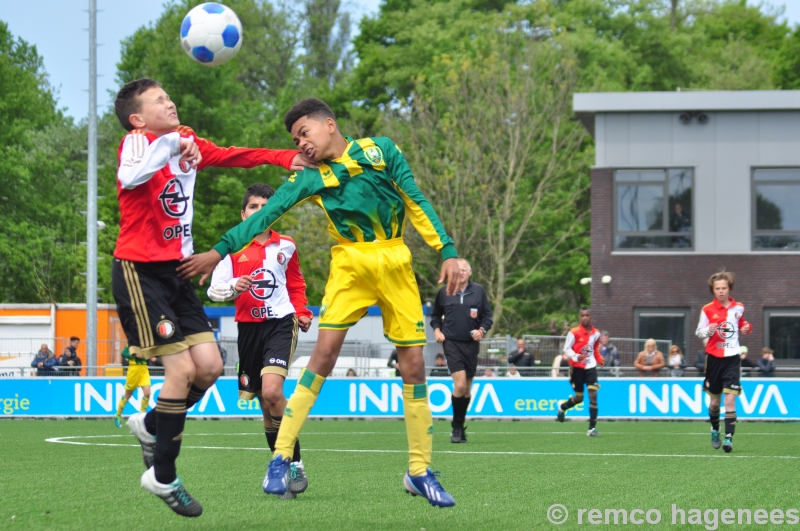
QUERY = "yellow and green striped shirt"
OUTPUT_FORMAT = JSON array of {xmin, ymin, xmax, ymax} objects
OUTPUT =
[{"xmin": 213, "ymin": 136, "xmax": 458, "ymax": 259}]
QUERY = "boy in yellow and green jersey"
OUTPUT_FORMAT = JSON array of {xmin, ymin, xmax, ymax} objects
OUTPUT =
[
  {"xmin": 178, "ymin": 98, "xmax": 460, "ymax": 507},
  {"xmin": 115, "ymin": 344, "xmax": 152, "ymax": 428}
]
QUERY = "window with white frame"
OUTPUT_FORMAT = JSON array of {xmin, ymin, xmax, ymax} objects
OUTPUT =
[{"xmin": 614, "ymin": 168, "xmax": 693, "ymax": 250}]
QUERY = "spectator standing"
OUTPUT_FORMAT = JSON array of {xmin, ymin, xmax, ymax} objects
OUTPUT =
[
  {"xmin": 739, "ymin": 346, "xmax": 755, "ymax": 377},
  {"xmin": 634, "ymin": 339, "xmax": 665, "ymax": 377},
  {"xmin": 429, "ymin": 353, "xmax": 450, "ymax": 377},
  {"xmin": 694, "ymin": 338, "xmax": 708, "ymax": 377},
  {"xmin": 599, "ymin": 331, "xmax": 620, "ymax": 377},
  {"xmin": 667, "ymin": 345, "xmax": 686, "ymax": 377},
  {"xmin": 58, "ymin": 337, "xmax": 82, "ymax": 375},
  {"xmin": 387, "ymin": 349, "xmax": 401, "ymax": 377},
  {"xmin": 430, "ymin": 258, "xmax": 493, "ymax": 444},
  {"xmin": 31, "ymin": 344, "xmax": 58, "ymax": 376},
  {"xmin": 757, "ymin": 348, "xmax": 776, "ymax": 377},
  {"xmin": 669, "ymin": 203, "xmax": 691, "ymax": 247},
  {"xmin": 507, "ymin": 339, "xmax": 534, "ymax": 376}
]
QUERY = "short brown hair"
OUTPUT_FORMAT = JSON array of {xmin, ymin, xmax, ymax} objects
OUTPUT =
[
  {"xmin": 708, "ymin": 271, "xmax": 735, "ymax": 294},
  {"xmin": 762, "ymin": 347, "xmax": 774, "ymax": 355},
  {"xmin": 114, "ymin": 78, "xmax": 162, "ymax": 131}
]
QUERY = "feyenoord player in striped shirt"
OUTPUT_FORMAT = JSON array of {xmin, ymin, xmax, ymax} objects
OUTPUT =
[
  {"xmin": 696, "ymin": 271, "xmax": 752, "ymax": 453},
  {"xmin": 556, "ymin": 308, "xmax": 605, "ymax": 436},
  {"xmin": 208, "ymin": 183, "xmax": 313, "ymax": 499},
  {"xmin": 111, "ymin": 78, "xmax": 314, "ymax": 517}
]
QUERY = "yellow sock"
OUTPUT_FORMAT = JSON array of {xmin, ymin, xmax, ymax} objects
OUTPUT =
[
  {"xmin": 274, "ymin": 368, "xmax": 325, "ymax": 459},
  {"xmin": 116, "ymin": 396, "xmax": 128, "ymax": 417},
  {"xmin": 404, "ymin": 383, "xmax": 433, "ymax": 476},
  {"xmin": 140, "ymin": 395, "xmax": 149, "ymax": 413}
]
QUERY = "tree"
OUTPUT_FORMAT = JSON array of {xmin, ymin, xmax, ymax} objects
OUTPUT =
[{"xmin": 385, "ymin": 34, "xmax": 592, "ymax": 334}]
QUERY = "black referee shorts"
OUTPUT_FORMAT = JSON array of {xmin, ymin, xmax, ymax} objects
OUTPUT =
[
  {"xmin": 443, "ymin": 340, "xmax": 480, "ymax": 378},
  {"xmin": 112, "ymin": 259, "xmax": 215, "ymax": 359},
  {"xmin": 237, "ymin": 315, "xmax": 299, "ymax": 400},
  {"xmin": 704, "ymin": 354, "xmax": 741, "ymax": 396}
]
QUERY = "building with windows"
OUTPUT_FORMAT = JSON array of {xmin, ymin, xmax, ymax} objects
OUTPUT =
[{"xmin": 574, "ymin": 91, "xmax": 800, "ymax": 361}]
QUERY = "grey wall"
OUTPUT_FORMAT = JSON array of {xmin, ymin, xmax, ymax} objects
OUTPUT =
[{"xmin": 594, "ymin": 111, "xmax": 800, "ymax": 253}]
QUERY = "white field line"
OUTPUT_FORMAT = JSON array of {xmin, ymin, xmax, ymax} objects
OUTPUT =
[{"xmin": 44, "ymin": 435, "xmax": 798, "ymax": 459}]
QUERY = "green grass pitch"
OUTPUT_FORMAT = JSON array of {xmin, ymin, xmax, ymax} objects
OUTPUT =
[{"xmin": 1, "ymin": 419, "xmax": 798, "ymax": 530}]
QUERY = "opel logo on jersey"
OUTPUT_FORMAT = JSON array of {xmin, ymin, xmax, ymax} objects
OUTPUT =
[
  {"xmin": 249, "ymin": 268, "xmax": 278, "ymax": 300},
  {"xmin": 717, "ymin": 321, "xmax": 736, "ymax": 339},
  {"xmin": 158, "ymin": 178, "xmax": 190, "ymax": 218}
]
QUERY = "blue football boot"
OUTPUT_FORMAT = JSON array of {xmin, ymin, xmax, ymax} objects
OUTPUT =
[
  {"xmin": 263, "ymin": 455, "xmax": 291, "ymax": 494},
  {"xmin": 403, "ymin": 468, "xmax": 456, "ymax": 508}
]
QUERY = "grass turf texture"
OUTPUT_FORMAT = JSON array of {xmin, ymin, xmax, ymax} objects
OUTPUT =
[{"xmin": 1, "ymin": 419, "xmax": 798, "ymax": 530}]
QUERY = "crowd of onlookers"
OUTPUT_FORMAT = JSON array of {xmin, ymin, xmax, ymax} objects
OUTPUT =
[{"xmin": 427, "ymin": 333, "xmax": 781, "ymax": 378}]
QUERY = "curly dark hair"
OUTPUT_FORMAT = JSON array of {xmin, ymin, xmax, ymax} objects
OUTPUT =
[{"xmin": 283, "ymin": 98, "xmax": 337, "ymax": 132}]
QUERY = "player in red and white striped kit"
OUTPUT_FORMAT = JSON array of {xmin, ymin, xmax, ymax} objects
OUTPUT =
[
  {"xmin": 556, "ymin": 307, "xmax": 605, "ymax": 436},
  {"xmin": 208, "ymin": 183, "xmax": 313, "ymax": 499},
  {"xmin": 696, "ymin": 271, "xmax": 752, "ymax": 453},
  {"xmin": 111, "ymin": 78, "xmax": 314, "ymax": 517}
]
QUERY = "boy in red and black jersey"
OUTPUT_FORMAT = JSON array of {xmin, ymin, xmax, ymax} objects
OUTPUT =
[
  {"xmin": 208, "ymin": 183, "xmax": 312, "ymax": 498},
  {"xmin": 556, "ymin": 308, "xmax": 605, "ymax": 436},
  {"xmin": 111, "ymin": 78, "xmax": 314, "ymax": 517}
]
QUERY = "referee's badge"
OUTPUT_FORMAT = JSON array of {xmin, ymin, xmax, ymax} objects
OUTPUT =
[{"xmin": 470, "ymin": 308, "xmax": 478, "ymax": 319}]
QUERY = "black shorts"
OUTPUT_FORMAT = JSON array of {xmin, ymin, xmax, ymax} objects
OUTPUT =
[
  {"xmin": 569, "ymin": 366, "xmax": 600, "ymax": 393},
  {"xmin": 704, "ymin": 354, "xmax": 741, "ymax": 396},
  {"xmin": 112, "ymin": 259, "xmax": 214, "ymax": 358},
  {"xmin": 443, "ymin": 340, "xmax": 480, "ymax": 378},
  {"xmin": 237, "ymin": 315, "xmax": 299, "ymax": 400}
]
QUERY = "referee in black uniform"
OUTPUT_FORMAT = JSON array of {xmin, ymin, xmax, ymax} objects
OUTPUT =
[{"xmin": 430, "ymin": 258, "xmax": 493, "ymax": 443}]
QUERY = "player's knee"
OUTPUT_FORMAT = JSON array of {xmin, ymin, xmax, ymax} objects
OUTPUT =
[
  {"xmin": 573, "ymin": 394, "xmax": 584, "ymax": 404},
  {"xmin": 261, "ymin": 386, "xmax": 284, "ymax": 406},
  {"xmin": 453, "ymin": 381, "xmax": 468, "ymax": 395}
]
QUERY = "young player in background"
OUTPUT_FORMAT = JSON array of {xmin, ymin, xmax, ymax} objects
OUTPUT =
[
  {"xmin": 114, "ymin": 344, "xmax": 152, "ymax": 428},
  {"xmin": 696, "ymin": 271, "xmax": 752, "ymax": 453},
  {"xmin": 178, "ymin": 98, "xmax": 461, "ymax": 508},
  {"xmin": 207, "ymin": 183, "xmax": 313, "ymax": 499},
  {"xmin": 112, "ymin": 77, "xmax": 313, "ymax": 517},
  {"xmin": 556, "ymin": 307, "xmax": 605, "ymax": 436}
]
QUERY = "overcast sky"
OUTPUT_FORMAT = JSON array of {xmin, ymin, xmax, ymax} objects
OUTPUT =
[{"xmin": 0, "ymin": 0, "xmax": 797, "ymax": 121}]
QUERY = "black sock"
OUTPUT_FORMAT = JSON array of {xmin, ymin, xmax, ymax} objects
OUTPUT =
[
  {"xmin": 264, "ymin": 426, "xmax": 277, "ymax": 452},
  {"xmin": 144, "ymin": 408, "xmax": 157, "ymax": 435},
  {"xmin": 154, "ymin": 398, "xmax": 187, "ymax": 484},
  {"xmin": 451, "ymin": 395, "xmax": 469, "ymax": 427},
  {"xmin": 185, "ymin": 384, "xmax": 206, "ymax": 409},
  {"xmin": 560, "ymin": 396, "xmax": 579, "ymax": 412},
  {"xmin": 589, "ymin": 402, "xmax": 598, "ymax": 429},
  {"xmin": 724, "ymin": 413, "xmax": 736, "ymax": 437},
  {"xmin": 709, "ymin": 405, "xmax": 720, "ymax": 431},
  {"xmin": 293, "ymin": 439, "xmax": 302, "ymax": 463}
]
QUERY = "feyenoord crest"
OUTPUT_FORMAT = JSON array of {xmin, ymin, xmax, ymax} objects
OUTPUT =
[
  {"xmin": 249, "ymin": 268, "xmax": 278, "ymax": 300},
  {"xmin": 277, "ymin": 252, "xmax": 286, "ymax": 265},
  {"xmin": 179, "ymin": 159, "xmax": 192, "ymax": 173},
  {"xmin": 470, "ymin": 307, "xmax": 478, "ymax": 319},
  {"xmin": 156, "ymin": 319, "xmax": 175, "ymax": 339},
  {"xmin": 158, "ymin": 178, "xmax": 190, "ymax": 218},
  {"xmin": 239, "ymin": 374, "xmax": 250, "ymax": 388},
  {"xmin": 364, "ymin": 145, "xmax": 383, "ymax": 166},
  {"xmin": 717, "ymin": 321, "xmax": 736, "ymax": 339}
]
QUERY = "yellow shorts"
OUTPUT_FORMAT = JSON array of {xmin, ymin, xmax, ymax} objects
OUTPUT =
[
  {"xmin": 124, "ymin": 363, "xmax": 151, "ymax": 391},
  {"xmin": 319, "ymin": 239, "xmax": 426, "ymax": 346}
]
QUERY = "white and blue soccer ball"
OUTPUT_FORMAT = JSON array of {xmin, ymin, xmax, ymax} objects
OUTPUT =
[{"xmin": 180, "ymin": 3, "xmax": 243, "ymax": 66}]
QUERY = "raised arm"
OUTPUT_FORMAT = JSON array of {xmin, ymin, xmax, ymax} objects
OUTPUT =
[
  {"xmin": 182, "ymin": 127, "xmax": 299, "ymax": 171},
  {"xmin": 117, "ymin": 131, "xmax": 180, "ymax": 189}
]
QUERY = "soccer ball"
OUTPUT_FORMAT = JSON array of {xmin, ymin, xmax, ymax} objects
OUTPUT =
[{"xmin": 180, "ymin": 3, "xmax": 243, "ymax": 66}]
